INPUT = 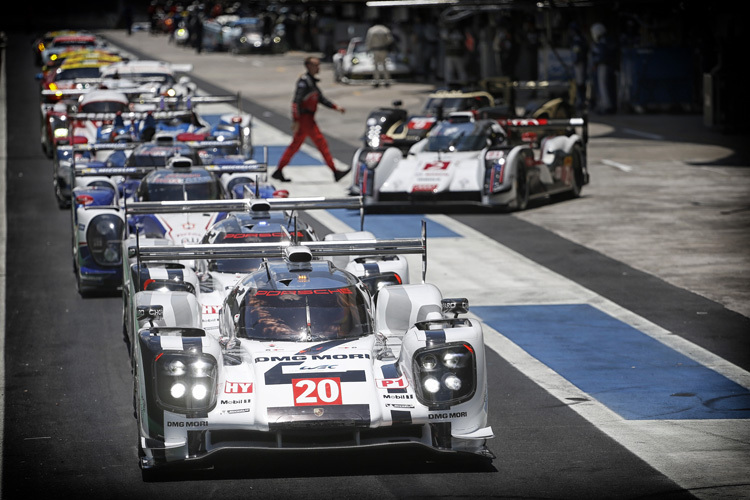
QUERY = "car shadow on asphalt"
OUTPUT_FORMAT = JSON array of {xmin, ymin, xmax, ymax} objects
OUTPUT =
[{"xmin": 141, "ymin": 448, "xmax": 497, "ymax": 482}]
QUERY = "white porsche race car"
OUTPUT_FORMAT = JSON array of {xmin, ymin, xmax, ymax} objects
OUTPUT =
[
  {"xmin": 333, "ymin": 37, "xmax": 411, "ymax": 84},
  {"xmin": 126, "ymin": 226, "xmax": 494, "ymax": 472}
]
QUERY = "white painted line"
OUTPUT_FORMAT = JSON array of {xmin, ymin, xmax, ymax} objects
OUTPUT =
[{"xmin": 601, "ymin": 158, "xmax": 634, "ymax": 172}]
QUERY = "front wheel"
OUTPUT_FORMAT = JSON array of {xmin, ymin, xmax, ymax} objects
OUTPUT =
[
  {"xmin": 565, "ymin": 145, "xmax": 585, "ymax": 199},
  {"xmin": 513, "ymin": 165, "xmax": 529, "ymax": 211}
]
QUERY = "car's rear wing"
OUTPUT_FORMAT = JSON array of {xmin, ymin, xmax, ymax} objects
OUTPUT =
[
  {"xmin": 66, "ymin": 110, "xmax": 195, "ymax": 122},
  {"xmin": 134, "ymin": 220, "xmax": 428, "ymax": 281},
  {"xmin": 61, "ymin": 142, "xmax": 141, "ymax": 154},
  {"xmin": 499, "ymin": 117, "xmax": 588, "ymax": 144},
  {"xmin": 74, "ymin": 165, "xmax": 156, "ymax": 178},
  {"xmin": 125, "ymin": 196, "xmax": 365, "ymax": 230},
  {"xmin": 136, "ymin": 94, "xmax": 241, "ymax": 108}
]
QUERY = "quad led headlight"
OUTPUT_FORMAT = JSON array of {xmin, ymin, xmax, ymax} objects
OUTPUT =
[
  {"xmin": 413, "ymin": 342, "xmax": 476, "ymax": 407},
  {"xmin": 155, "ymin": 353, "xmax": 218, "ymax": 415},
  {"xmin": 86, "ymin": 214, "xmax": 124, "ymax": 266}
]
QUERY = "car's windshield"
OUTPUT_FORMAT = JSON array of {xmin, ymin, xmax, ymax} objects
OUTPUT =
[
  {"xmin": 138, "ymin": 171, "xmax": 222, "ymax": 201},
  {"xmin": 237, "ymin": 285, "xmax": 372, "ymax": 341},
  {"xmin": 424, "ymin": 96, "xmax": 490, "ymax": 115},
  {"xmin": 81, "ymin": 100, "xmax": 129, "ymax": 113},
  {"xmin": 126, "ymin": 145, "xmax": 196, "ymax": 167},
  {"xmin": 56, "ymin": 67, "xmax": 101, "ymax": 80},
  {"xmin": 424, "ymin": 121, "xmax": 487, "ymax": 152}
]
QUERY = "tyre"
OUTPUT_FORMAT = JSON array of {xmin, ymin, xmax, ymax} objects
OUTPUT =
[
  {"xmin": 565, "ymin": 145, "xmax": 584, "ymax": 199},
  {"xmin": 513, "ymin": 164, "xmax": 529, "ymax": 211}
]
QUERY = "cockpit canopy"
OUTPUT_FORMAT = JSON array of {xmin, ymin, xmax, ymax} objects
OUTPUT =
[
  {"xmin": 424, "ymin": 119, "xmax": 504, "ymax": 153},
  {"xmin": 136, "ymin": 168, "xmax": 224, "ymax": 201},
  {"xmin": 221, "ymin": 261, "xmax": 373, "ymax": 342},
  {"xmin": 124, "ymin": 143, "xmax": 198, "ymax": 167}
]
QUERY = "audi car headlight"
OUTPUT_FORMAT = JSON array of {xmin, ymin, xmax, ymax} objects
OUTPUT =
[
  {"xmin": 85, "ymin": 214, "xmax": 124, "ymax": 266},
  {"xmin": 155, "ymin": 352, "xmax": 218, "ymax": 414},
  {"xmin": 485, "ymin": 156, "xmax": 506, "ymax": 194},
  {"xmin": 413, "ymin": 342, "xmax": 476, "ymax": 407}
]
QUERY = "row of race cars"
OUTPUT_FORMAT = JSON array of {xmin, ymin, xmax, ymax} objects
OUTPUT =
[{"xmin": 32, "ymin": 29, "xmax": 497, "ymax": 475}]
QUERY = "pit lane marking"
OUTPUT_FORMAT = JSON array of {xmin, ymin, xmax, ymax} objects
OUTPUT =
[{"xmin": 601, "ymin": 159, "xmax": 634, "ymax": 172}]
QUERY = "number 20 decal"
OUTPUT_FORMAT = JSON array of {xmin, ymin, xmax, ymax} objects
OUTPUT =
[{"xmin": 292, "ymin": 377, "xmax": 343, "ymax": 406}]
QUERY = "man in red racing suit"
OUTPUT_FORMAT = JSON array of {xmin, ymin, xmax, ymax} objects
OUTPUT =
[{"xmin": 272, "ymin": 56, "xmax": 348, "ymax": 182}]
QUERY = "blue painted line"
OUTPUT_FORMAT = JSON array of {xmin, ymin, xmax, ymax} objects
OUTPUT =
[
  {"xmin": 474, "ymin": 304, "xmax": 750, "ymax": 420},
  {"xmin": 200, "ymin": 115, "xmax": 322, "ymax": 166},
  {"xmin": 327, "ymin": 210, "xmax": 460, "ymax": 239},
  {"xmin": 252, "ymin": 145, "xmax": 322, "ymax": 167}
]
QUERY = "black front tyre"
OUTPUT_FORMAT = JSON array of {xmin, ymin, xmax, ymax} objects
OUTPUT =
[
  {"xmin": 565, "ymin": 145, "xmax": 585, "ymax": 199},
  {"xmin": 513, "ymin": 165, "xmax": 529, "ymax": 211}
]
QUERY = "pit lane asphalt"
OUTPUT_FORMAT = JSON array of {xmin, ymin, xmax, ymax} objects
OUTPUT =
[{"xmin": 1, "ymin": 28, "xmax": 748, "ymax": 500}]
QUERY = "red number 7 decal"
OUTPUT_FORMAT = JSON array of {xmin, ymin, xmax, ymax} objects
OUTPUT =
[{"xmin": 292, "ymin": 377, "xmax": 343, "ymax": 406}]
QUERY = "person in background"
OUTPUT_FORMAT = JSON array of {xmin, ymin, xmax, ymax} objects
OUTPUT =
[
  {"xmin": 271, "ymin": 57, "xmax": 348, "ymax": 183},
  {"xmin": 442, "ymin": 23, "xmax": 468, "ymax": 89},
  {"xmin": 591, "ymin": 22, "xmax": 618, "ymax": 114},
  {"xmin": 569, "ymin": 21, "xmax": 589, "ymax": 113},
  {"xmin": 365, "ymin": 21, "xmax": 394, "ymax": 88}
]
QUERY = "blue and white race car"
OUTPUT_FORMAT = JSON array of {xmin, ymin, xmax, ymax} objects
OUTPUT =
[
  {"xmin": 70, "ymin": 148, "xmax": 272, "ymax": 296},
  {"xmin": 349, "ymin": 113, "xmax": 589, "ymax": 211},
  {"xmin": 125, "ymin": 226, "xmax": 494, "ymax": 473},
  {"xmin": 53, "ymin": 97, "xmax": 253, "ymax": 208}
]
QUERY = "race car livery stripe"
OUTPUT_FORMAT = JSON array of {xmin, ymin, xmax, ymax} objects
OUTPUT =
[
  {"xmin": 296, "ymin": 339, "xmax": 355, "ymax": 355},
  {"xmin": 380, "ymin": 363, "xmax": 406, "ymax": 393},
  {"xmin": 166, "ymin": 267, "xmax": 185, "ymax": 282},
  {"xmin": 171, "ymin": 293, "xmax": 198, "ymax": 327},
  {"xmin": 264, "ymin": 362, "xmax": 366, "ymax": 385},
  {"xmin": 380, "ymin": 363, "xmax": 401, "ymax": 379},
  {"xmin": 180, "ymin": 337, "xmax": 204, "ymax": 354},
  {"xmin": 362, "ymin": 262, "xmax": 381, "ymax": 276},
  {"xmin": 390, "ymin": 410, "xmax": 412, "ymax": 425},
  {"xmin": 425, "ymin": 330, "xmax": 446, "ymax": 347},
  {"xmin": 159, "ymin": 336, "xmax": 185, "ymax": 351}
]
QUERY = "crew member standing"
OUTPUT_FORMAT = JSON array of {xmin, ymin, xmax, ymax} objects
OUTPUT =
[
  {"xmin": 272, "ymin": 57, "xmax": 347, "ymax": 183},
  {"xmin": 365, "ymin": 22, "xmax": 394, "ymax": 87}
]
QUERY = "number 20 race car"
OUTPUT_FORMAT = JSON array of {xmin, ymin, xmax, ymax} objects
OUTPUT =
[{"xmin": 127, "ymin": 226, "xmax": 494, "ymax": 472}]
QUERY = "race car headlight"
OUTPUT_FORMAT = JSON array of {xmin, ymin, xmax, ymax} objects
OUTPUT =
[
  {"xmin": 485, "ymin": 157, "xmax": 506, "ymax": 194},
  {"xmin": 53, "ymin": 128, "xmax": 69, "ymax": 139},
  {"xmin": 413, "ymin": 342, "xmax": 476, "ymax": 407},
  {"xmin": 155, "ymin": 352, "xmax": 218, "ymax": 414},
  {"xmin": 86, "ymin": 214, "xmax": 124, "ymax": 266}
]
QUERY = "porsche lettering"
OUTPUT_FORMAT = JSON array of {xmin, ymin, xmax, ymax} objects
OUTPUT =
[{"xmin": 255, "ymin": 288, "xmax": 352, "ymax": 296}]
